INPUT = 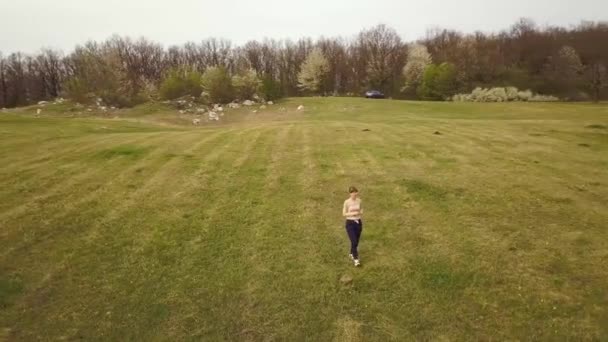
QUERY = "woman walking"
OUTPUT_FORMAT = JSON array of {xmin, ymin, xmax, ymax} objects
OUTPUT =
[{"xmin": 343, "ymin": 186, "xmax": 363, "ymax": 267}]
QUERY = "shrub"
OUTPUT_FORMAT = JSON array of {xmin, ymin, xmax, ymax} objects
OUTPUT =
[
  {"xmin": 232, "ymin": 69, "xmax": 262, "ymax": 100},
  {"xmin": 505, "ymin": 87, "xmax": 519, "ymax": 101},
  {"xmin": 517, "ymin": 89, "xmax": 533, "ymax": 101},
  {"xmin": 159, "ymin": 68, "xmax": 203, "ymax": 100},
  {"xmin": 201, "ymin": 67, "xmax": 234, "ymax": 104},
  {"xmin": 452, "ymin": 87, "xmax": 559, "ymax": 102},
  {"xmin": 529, "ymin": 94, "xmax": 559, "ymax": 102},
  {"xmin": 417, "ymin": 63, "xmax": 458, "ymax": 100},
  {"xmin": 261, "ymin": 76, "xmax": 283, "ymax": 101}
]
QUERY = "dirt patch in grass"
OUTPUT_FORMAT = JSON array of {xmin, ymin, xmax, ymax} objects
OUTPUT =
[
  {"xmin": 585, "ymin": 124, "xmax": 607, "ymax": 129},
  {"xmin": 0, "ymin": 273, "xmax": 24, "ymax": 308},
  {"xmin": 399, "ymin": 179, "xmax": 464, "ymax": 202},
  {"xmin": 94, "ymin": 145, "xmax": 151, "ymax": 159}
]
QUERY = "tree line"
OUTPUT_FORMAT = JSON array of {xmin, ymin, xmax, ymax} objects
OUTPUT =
[{"xmin": 1, "ymin": 19, "xmax": 607, "ymax": 108}]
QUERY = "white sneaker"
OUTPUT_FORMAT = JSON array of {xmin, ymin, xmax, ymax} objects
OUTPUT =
[{"xmin": 354, "ymin": 259, "xmax": 361, "ymax": 267}]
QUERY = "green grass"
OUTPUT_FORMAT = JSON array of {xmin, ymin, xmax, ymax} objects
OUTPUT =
[{"xmin": 1, "ymin": 97, "xmax": 607, "ymax": 340}]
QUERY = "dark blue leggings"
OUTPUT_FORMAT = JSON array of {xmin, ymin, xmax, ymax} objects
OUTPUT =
[{"xmin": 345, "ymin": 219, "xmax": 363, "ymax": 259}]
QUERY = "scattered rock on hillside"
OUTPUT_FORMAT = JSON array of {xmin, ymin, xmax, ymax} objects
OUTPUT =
[
  {"xmin": 36, "ymin": 109, "xmax": 42, "ymax": 115},
  {"xmin": 228, "ymin": 102, "xmax": 240, "ymax": 109},
  {"xmin": 192, "ymin": 118, "xmax": 201, "ymax": 125},
  {"xmin": 179, "ymin": 110, "xmax": 185, "ymax": 114},
  {"xmin": 213, "ymin": 104, "xmax": 224, "ymax": 112},
  {"xmin": 340, "ymin": 274, "xmax": 353, "ymax": 285},
  {"xmin": 208, "ymin": 111, "xmax": 219, "ymax": 121},
  {"xmin": 297, "ymin": 105, "xmax": 304, "ymax": 111},
  {"xmin": 38, "ymin": 101, "xmax": 48, "ymax": 105},
  {"xmin": 196, "ymin": 107, "xmax": 206, "ymax": 114},
  {"xmin": 54, "ymin": 97, "xmax": 65, "ymax": 104},
  {"xmin": 169, "ymin": 95, "xmax": 196, "ymax": 110},
  {"xmin": 252, "ymin": 110, "xmax": 258, "ymax": 113},
  {"xmin": 260, "ymin": 105, "xmax": 267, "ymax": 109},
  {"xmin": 243, "ymin": 100, "xmax": 255, "ymax": 106},
  {"xmin": 267, "ymin": 101, "xmax": 274, "ymax": 105}
]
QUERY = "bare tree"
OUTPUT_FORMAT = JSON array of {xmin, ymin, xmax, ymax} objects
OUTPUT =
[
  {"xmin": 356, "ymin": 24, "xmax": 406, "ymax": 94},
  {"xmin": 0, "ymin": 53, "xmax": 7, "ymax": 107}
]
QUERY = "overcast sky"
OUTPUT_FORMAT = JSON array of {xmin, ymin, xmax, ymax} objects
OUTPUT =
[{"xmin": 1, "ymin": 0, "xmax": 606, "ymax": 53}]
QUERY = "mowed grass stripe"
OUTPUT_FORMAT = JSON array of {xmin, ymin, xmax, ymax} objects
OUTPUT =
[
  {"xmin": 0, "ymin": 130, "xmax": 225, "ymax": 261},
  {"xmin": 369, "ymin": 119, "xmax": 608, "ymax": 338},
  {"xmin": 0, "ymin": 130, "xmax": 170, "ymax": 174},
  {"xmin": 0, "ymin": 128, "xmax": 247, "ymax": 340},
  {"xmin": 0, "ymin": 132, "xmax": 185, "ymax": 217},
  {"xmin": 0, "ymin": 131, "xmax": 171, "ymax": 189},
  {"xmin": 140, "ymin": 127, "xmax": 278, "ymax": 340}
]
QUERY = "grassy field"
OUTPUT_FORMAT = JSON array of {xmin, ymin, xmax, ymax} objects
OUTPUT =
[{"xmin": 1, "ymin": 97, "xmax": 607, "ymax": 340}]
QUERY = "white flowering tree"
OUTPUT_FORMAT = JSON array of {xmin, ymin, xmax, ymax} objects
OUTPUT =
[
  {"xmin": 402, "ymin": 44, "xmax": 432, "ymax": 94},
  {"xmin": 297, "ymin": 48, "xmax": 329, "ymax": 94}
]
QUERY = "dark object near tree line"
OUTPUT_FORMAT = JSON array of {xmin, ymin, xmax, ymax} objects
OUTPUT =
[
  {"xmin": 362, "ymin": 128, "xmax": 371, "ymax": 132},
  {"xmin": 365, "ymin": 90, "xmax": 385, "ymax": 99},
  {"xmin": 434, "ymin": 131, "xmax": 442, "ymax": 135}
]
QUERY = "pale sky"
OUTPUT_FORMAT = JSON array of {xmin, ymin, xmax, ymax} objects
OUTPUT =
[{"xmin": 1, "ymin": 0, "xmax": 607, "ymax": 53}]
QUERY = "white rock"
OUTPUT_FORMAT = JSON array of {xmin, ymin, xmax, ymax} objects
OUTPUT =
[
  {"xmin": 260, "ymin": 105, "xmax": 267, "ymax": 109},
  {"xmin": 196, "ymin": 108, "xmax": 206, "ymax": 113},
  {"xmin": 267, "ymin": 101, "xmax": 274, "ymax": 105},
  {"xmin": 87, "ymin": 108, "xmax": 93, "ymax": 112},
  {"xmin": 179, "ymin": 110, "xmax": 185, "ymax": 114},
  {"xmin": 297, "ymin": 105, "xmax": 304, "ymax": 111},
  {"xmin": 192, "ymin": 118, "xmax": 201, "ymax": 125},
  {"xmin": 228, "ymin": 103, "xmax": 240, "ymax": 109},
  {"xmin": 100, "ymin": 106, "xmax": 107, "ymax": 112},
  {"xmin": 208, "ymin": 111, "xmax": 219, "ymax": 121},
  {"xmin": 1, "ymin": 108, "xmax": 7, "ymax": 112},
  {"xmin": 252, "ymin": 110, "xmax": 258, "ymax": 113},
  {"xmin": 253, "ymin": 94, "xmax": 260, "ymax": 100},
  {"xmin": 38, "ymin": 101, "xmax": 48, "ymax": 105},
  {"xmin": 36, "ymin": 109, "xmax": 42, "ymax": 115},
  {"xmin": 110, "ymin": 106, "xmax": 116, "ymax": 110},
  {"xmin": 243, "ymin": 100, "xmax": 255, "ymax": 106}
]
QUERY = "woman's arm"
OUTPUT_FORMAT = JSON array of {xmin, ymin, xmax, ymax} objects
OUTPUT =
[{"xmin": 342, "ymin": 202, "xmax": 349, "ymax": 217}]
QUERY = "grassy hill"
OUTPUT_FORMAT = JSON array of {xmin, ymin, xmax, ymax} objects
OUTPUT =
[{"xmin": 1, "ymin": 98, "xmax": 607, "ymax": 340}]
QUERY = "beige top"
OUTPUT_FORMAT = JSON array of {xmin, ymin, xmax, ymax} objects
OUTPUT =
[{"xmin": 343, "ymin": 198, "xmax": 362, "ymax": 221}]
